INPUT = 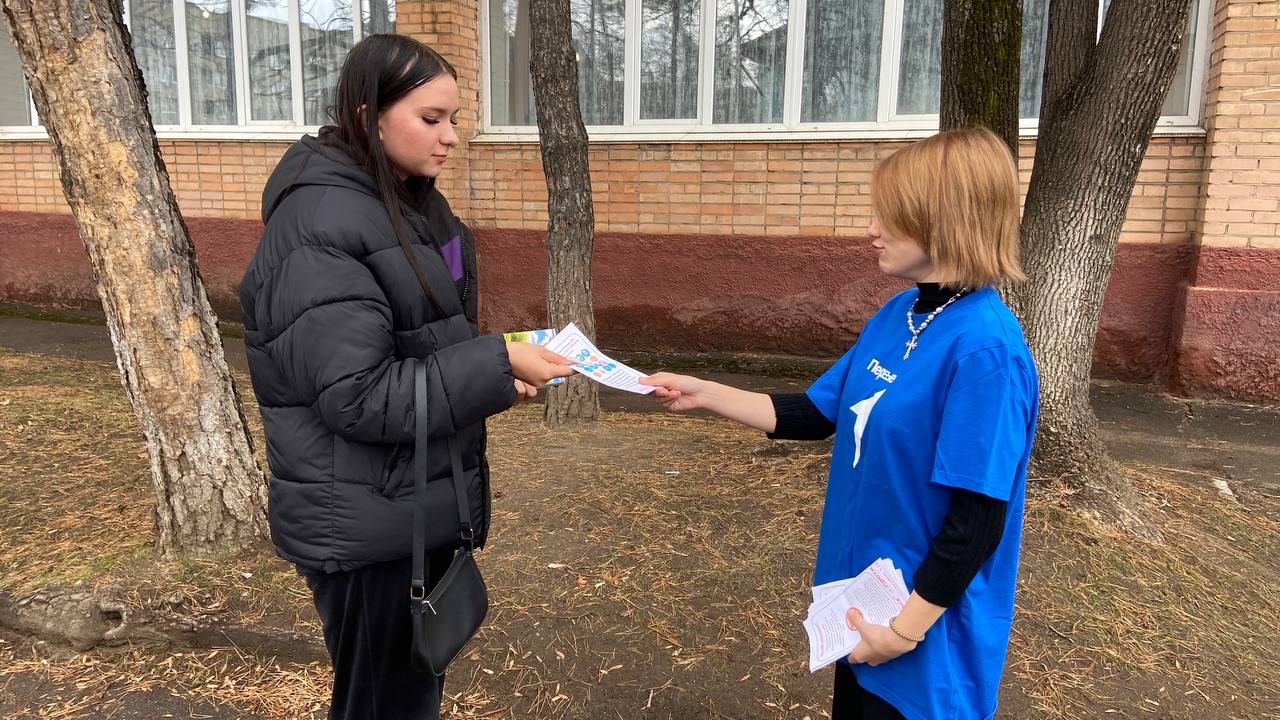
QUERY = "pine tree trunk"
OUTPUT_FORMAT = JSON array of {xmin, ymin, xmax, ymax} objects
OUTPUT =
[
  {"xmin": 1009, "ymin": 0, "xmax": 1192, "ymax": 535},
  {"xmin": 1, "ymin": 0, "xmax": 269, "ymax": 555},
  {"xmin": 939, "ymin": 0, "xmax": 1022, "ymax": 155},
  {"xmin": 529, "ymin": 0, "xmax": 600, "ymax": 425}
]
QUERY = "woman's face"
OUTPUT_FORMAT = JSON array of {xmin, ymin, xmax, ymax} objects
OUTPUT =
[
  {"xmin": 868, "ymin": 214, "xmax": 936, "ymax": 282},
  {"xmin": 377, "ymin": 73, "xmax": 461, "ymax": 179}
]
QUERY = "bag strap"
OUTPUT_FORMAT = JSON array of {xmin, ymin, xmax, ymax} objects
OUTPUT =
[
  {"xmin": 412, "ymin": 360, "xmax": 477, "ymax": 604},
  {"xmin": 448, "ymin": 433, "xmax": 475, "ymax": 549},
  {"xmin": 412, "ymin": 360, "xmax": 429, "ymax": 602}
]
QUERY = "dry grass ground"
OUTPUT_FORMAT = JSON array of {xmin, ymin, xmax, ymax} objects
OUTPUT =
[{"xmin": 0, "ymin": 348, "xmax": 1277, "ymax": 719}]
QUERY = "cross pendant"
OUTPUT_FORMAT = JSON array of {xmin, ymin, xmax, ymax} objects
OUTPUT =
[{"xmin": 903, "ymin": 337, "xmax": 918, "ymax": 360}]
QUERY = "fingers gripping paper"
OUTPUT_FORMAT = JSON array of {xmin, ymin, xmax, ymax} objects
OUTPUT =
[
  {"xmin": 802, "ymin": 558, "xmax": 910, "ymax": 672},
  {"xmin": 543, "ymin": 323, "xmax": 657, "ymax": 395}
]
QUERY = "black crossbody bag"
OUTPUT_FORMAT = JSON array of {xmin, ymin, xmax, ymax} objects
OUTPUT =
[{"xmin": 410, "ymin": 360, "xmax": 488, "ymax": 676}]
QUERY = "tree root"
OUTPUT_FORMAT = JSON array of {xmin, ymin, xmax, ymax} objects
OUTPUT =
[
  {"xmin": 0, "ymin": 583, "xmax": 165, "ymax": 650},
  {"xmin": 1033, "ymin": 455, "xmax": 1165, "ymax": 543},
  {"xmin": 0, "ymin": 583, "xmax": 325, "ymax": 661}
]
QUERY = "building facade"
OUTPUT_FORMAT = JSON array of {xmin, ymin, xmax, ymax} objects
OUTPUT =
[{"xmin": 1, "ymin": 0, "xmax": 1277, "ymax": 398}]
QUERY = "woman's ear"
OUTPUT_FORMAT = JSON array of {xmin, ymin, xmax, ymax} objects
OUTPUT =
[{"xmin": 358, "ymin": 104, "xmax": 384, "ymax": 142}]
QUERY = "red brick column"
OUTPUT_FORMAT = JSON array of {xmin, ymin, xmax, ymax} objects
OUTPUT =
[{"xmin": 1174, "ymin": 0, "xmax": 1280, "ymax": 398}]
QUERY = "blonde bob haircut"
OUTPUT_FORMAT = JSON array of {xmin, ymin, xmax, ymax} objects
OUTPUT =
[{"xmin": 871, "ymin": 128, "xmax": 1025, "ymax": 288}]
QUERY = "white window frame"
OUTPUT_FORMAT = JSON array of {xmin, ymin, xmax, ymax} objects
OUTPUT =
[
  {"xmin": 0, "ymin": 0, "xmax": 379, "ymax": 140},
  {"xmin": 476, "ymin": 0, "xmax": 1211, "ymax": 143}
]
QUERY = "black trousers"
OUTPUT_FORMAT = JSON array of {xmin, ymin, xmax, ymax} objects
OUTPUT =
[
  {"xmin": 302, "ymin": 552, "xmax": 455, "ymax": 720},
  {"xmin": 832, "ymin": 662, "xmax": 906, "ymax": 720}
]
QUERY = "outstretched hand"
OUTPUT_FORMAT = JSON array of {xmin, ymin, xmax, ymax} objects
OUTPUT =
[{"xmin": 640, "ymin": 372, "xmax": 712, "ymax": 412}]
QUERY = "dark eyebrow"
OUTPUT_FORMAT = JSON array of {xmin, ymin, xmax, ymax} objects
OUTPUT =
[{"xmin": 418, "ymin": 106, "xmax": 458, "ymax": 114}]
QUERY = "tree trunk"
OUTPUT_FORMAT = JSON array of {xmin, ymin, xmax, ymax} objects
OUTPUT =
[
  {"xmin": 939, "ymin": 0, "xmax": 1022, "ymax": 156},
  {"xmin": 1010, "ymin": 0, "xmax": 1191, "ymax": 535},
  {"xmin": 1, "ymin": 0, "xmax": 269, "ymax": 555},
  {"xmin": 529, "ymin": 0, "xmax": 600, "ymax": 425}
]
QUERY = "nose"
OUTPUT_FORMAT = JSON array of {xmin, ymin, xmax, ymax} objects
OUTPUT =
[
  {"xmin": 441, "ymin": 122, "xmax": 459, "ymax": 148},
  {"xmin": 868, "ymin": 217, "xmax": 881, "ymax": 238}
]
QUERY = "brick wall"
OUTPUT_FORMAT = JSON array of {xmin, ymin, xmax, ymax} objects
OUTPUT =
[
  {"xmin": 4, "ymin": 0, "xmax": 1278, "ymax": 397},
  {"xmin": 0, "ymin": 134, "xmax": 1206, "ymax": 245},
  {"xmin": 465, "ymin": 137, "xmax": 1205, "ymax": 244},
  {"xmin": 1173, "ymin": 0, "xmax": 1280, "ymax": 398},
  {"xmin": 1198, "ymin": 0, "xmax": 1280, "ymax": 249},
  {"xmin": 0, "ymin": 139, "xmax": 288, "ymax": 220}
]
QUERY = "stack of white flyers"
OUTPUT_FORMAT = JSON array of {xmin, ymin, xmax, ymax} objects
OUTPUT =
[
  {"xmin": 802, "ymin": 558, "xmax": 911, "ymax": 672},
  {"xmin": 543, "ymin": 322, "xmax": 657, "ymax": 395}
]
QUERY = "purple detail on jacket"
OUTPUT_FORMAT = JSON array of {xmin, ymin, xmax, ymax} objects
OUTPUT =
[{"xmin": 440, "ymin": 236, "xmax": 463, "ymax": 281}]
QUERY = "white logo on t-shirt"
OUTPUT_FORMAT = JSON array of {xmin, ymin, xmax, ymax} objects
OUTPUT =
[
  {"xmin": 866, "ymin": 358, "xmax": 896, "ymax": 383},
  {"xmin": 850, "ymin": 389, "xmax": 886, "ymax": 468}
]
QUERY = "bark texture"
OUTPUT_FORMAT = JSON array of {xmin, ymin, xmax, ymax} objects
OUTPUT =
[
  {"xmin": 940, "ymin": 0, "xmax": 1023, "ymax": 155},
  {"xmin": 1010, "ymin": 0, "xmax": 1192, "ymax": 534},
  {"xmin": 529, "ymin": 0, "xmax": 601, "ymax": 424},
  {"xmin": 1, "ymin": 0, "xmax": 269, "ymax": 554}
]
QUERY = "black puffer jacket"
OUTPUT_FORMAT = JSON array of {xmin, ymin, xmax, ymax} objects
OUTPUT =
[{"xmin": 240, "ymin": 134, "xmax": 516, "ymax": 573}]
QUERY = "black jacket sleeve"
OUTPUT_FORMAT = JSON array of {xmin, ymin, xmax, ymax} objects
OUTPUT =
[
  {"xmin": 912, "ymin": 489, "xmax": 1008, "ymax": 607},
  {"xmin": 768, "ymin": 393, "xmax": 836, "ymax": 440},
  {"xmin": 263, "ymin": 244, "xmax": 515, "ymax": 444}
]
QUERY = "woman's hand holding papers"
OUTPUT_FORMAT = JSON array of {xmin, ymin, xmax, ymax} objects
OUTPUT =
[
  {"xmin": 844, "ymin": 608, "xmax": 917, "ymax": 667},
  {"xmin": 507, "ymin": 342, "xmax": 576, "ymax": 387},
  {"xmin": 639, "ymin": 372, "xmax": 710, "ymax": 411},
  {"xmin": 844, "ymin": 591, "xmax": 944, "ymax": 667},
  {"xmin": 641, "ymin": 373, "xmax": 780, "ymax": 433}
]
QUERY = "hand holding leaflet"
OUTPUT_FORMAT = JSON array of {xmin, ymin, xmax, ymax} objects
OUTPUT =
[
  {"xmin": 502, "ymin": 328, "xmax": 566, "ymax": 385},
  {"xmin": 803, "ymin": 558, "xmax": 911, "ymax": 672},
  {"xmin": 543, "ymin": 322, "xmax": 657, "ymax": 395}
]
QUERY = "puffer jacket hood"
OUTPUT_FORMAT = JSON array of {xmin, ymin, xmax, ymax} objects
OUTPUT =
[{"xmin": 261, "ymin": 134, "xmax": 380, "ymax": 225}]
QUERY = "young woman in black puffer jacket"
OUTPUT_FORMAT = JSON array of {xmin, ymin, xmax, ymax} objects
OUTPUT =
[{"xmin": 239, "ymin": 35, "xmax": 573, "ymax": 719}]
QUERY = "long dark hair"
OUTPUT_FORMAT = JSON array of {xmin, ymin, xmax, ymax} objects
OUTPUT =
[{"xmin": 330, "ymin": 34, "xmax": 456, "ymax": 315}]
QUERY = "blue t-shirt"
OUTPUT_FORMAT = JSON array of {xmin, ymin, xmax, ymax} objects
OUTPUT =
[{"xmin": 806, "ymin": 286, "xmax": 1039, "ymax": 720}]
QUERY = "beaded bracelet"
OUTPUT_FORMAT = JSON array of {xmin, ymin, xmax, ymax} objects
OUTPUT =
[{"xmin": 889, "ymin": 616, "xmax": 925, "ymax": 644}]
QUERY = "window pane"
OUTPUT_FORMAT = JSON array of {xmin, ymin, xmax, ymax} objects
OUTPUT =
[
  {"xmin": 301, "ymin": 0, "xmax": 354, "ymax": 125},
  {"xmin": 896, "ymin": 0, "xmax": 941, "ymax": 115},
  {"xmin": 640, "ymin": 0, "xmax": 700, "ymax": 120},
  {"xmin": 1162, "ymin": 0, "xmax": 1199, "ymax": 117},
  {"xmin": 573, "ymin": 0, "xmax": 625, "ymax": 125},
  {"xmin": 363, "ymin": 0, "xmax": 396, "ymax": 35},
  {"xmin": 128, "ymin": 0, "xmax": 180, "ymax": 125},
  {"xmin": 1100, "ymin": 0, "xmax": 1198, "ymax": 118},
  {"xmin": 1020, "ymin": 0, "xmax": 1049, "ymax": 118},
  {"xmin": 186, "ymin": 0, "xmax": 237, "ymax": 125},
  {"xmin": 0, "ymin": 21, "xmax": 31, "ymax": 126},
  {"xmin": 488, "ymin": 0, "xmax": 535, "ymax": 125},
  {"xmin": 713, "ymin": 0, "xmax": 787, "ymax": 124},
  {"xmin": 801, "ymin": 0, "xmax": 883, "ymax": 122},
  {"xmin": 246, "ymin": 0, "xmax": 292, "ymax": 122}
]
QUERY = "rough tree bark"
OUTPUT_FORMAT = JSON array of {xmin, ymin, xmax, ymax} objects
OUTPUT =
[
  {"xmin": 529, "ymin": 0, "xmax": 601, "ymax": 424},
  {"xmin": 1, "ymin": 0, "xmax": 269, "ymax": 554},
  {"xmin": 940, "ymin": 0, "xmax": 1022, "ymax": 156},
  {"xmin": 1010, "ymin": 0, "xmax": 1193, "ymax": 535}
]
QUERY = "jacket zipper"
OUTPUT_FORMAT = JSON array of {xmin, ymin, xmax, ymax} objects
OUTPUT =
[{"xmin": 375, "ymin": 444, "xmax": 402, "ymax": 495}]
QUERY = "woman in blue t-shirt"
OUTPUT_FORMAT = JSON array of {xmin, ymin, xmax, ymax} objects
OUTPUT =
[{"xmin": 643, "ymin": 128, "xmax": 1040, "ymax": 720}]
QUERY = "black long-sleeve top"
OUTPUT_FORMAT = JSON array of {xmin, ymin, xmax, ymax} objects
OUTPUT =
[{"xmin": 768, "ymin": 283, "xmax": 1008, "ymax": 608}]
